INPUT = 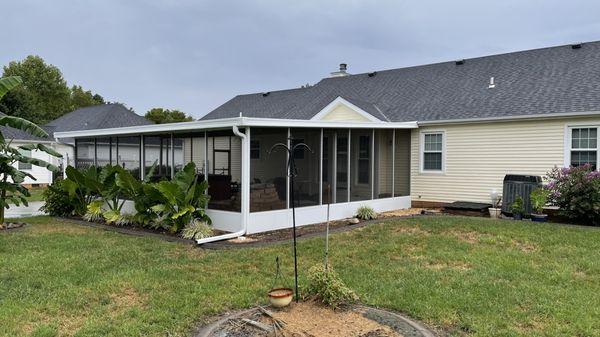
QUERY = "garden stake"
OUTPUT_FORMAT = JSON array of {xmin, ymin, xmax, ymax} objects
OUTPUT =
[{"xmin": 268, "ymin": 139, "xmax": 313, "ymax": 303}]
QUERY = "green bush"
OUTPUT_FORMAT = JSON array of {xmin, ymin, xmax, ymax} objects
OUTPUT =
[
  {"xmin": 546, "ymin": 165, "xmax": 600, "ymax": 226},
  {"xmin": 356, "ymin": 205, "xmax": 377, "ymax": 220},
  {"xmin": 510, "ymin": 197, "xmax": 525, "ymax": 215},
  {"xmin": 52, "ymin": 162, "xmax": 211, "ymax": 233},
  {"xmin": 304, "ymin": 264, "xmax": 358, "ymax": 309},
  {"xmin": 40, "ymin": 180, "xmax": 76, "ymax": 216},
  {"xmin": 530, "ymin": 188, "xmax": 550, "ymax": 214}
]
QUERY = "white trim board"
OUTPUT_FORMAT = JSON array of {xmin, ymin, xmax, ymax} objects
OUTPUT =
[
  {"xmin": 54, "ymin": 117, "xmax": 417, "ymax": 139},
  {"xmin": 246, "ymin": 196, "xmax": 411, "ymax": 234},
  {"xmin": 310, "ymin": 96, "xmax": 381, "ymax": 122}
]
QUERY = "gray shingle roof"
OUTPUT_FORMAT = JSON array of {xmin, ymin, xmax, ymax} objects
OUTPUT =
[
  {"xmin": 44, "ymin": 103, "xmax": 152, "ymax": 136},
  {"xmin": 202, "ymin": 41, "xmax": 600, "ymax": 122},
  {"xmin": 0, "ymin": 112, "xmax": 49, "ymax": 142}
]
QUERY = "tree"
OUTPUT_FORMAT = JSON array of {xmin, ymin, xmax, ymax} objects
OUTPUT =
[
  {"xmin": 1, "ymin": 55, "xmax": 71, "ymax": 124},
  {"xmin": 0, "ymin": 76, "xmax": 62, "ymax": 226},
  {"xmin": 0, "ymin": 56, "xmax": 106, "ymax": 125},
  {"xmin": 70, "ymin": 85, "xmax": 105, "ymax": 111},
  {"xmin": 145, "ymin": 108, "xmax": 193, "ymax": 124}
]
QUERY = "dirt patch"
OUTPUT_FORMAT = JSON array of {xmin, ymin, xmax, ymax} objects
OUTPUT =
[
  {"xmin": 22, "ymin": 311, "xmax": 88, "ymax": 337},
  {"xmin": 510, "ymin": 239, "xmax": 537, "ymax": 253},
  {"xmin": 34, "ymin": 223, "xmax": 92, "ymax": 235},
  {"xmin": 393, "ymin": 225, "xmax": 431, "ymax": 236},
  {"xmin": 424, "ymin": 260, "xmax": 471, "ymax": 272},
  {"xmin": 209, "ymin": 302, "xmax": 404, "ymax": 337},
  {"xmin": 109, "ymin": 286, "xmax": 148, "ymax": 313},
  {"xmin": 443, "ymin": 230, "xmax": 482, "ymax": 244}
]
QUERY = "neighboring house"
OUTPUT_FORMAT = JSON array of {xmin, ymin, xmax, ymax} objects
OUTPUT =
[
  {"xmin": 0, "ymin": 112, "xmax": 57, "ymax": 187},
  {"xmin": 54, "ymin": 41, "xmax": 600, "ymax": 237},
  {"xmin": 0, "ymin": 104, "xmax": 153, "ymax": 186},
  {"xmin": 45, "ymin": 103, "xmax": 153, "ymax": 177}
]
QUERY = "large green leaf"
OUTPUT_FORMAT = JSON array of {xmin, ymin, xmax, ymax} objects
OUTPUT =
[
  {"xmin": 0, "ymin": 115, "xmax": 48, "ymax": 138},
  {"xmin": 19, "ymin": 143, "xmax": 63, "ymax": 158},
  {"xmin": 0, "ymin": 76, "xmax": 22, "ymax": 99},
  {"xmin": 155, "ymin": 181, "xmax": 179, "ymax": 205},
  {"xmin": 16, "ymin": 156, "xmax": 59, "ymax": 172}
]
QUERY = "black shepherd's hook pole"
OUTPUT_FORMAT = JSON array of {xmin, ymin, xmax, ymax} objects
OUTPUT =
[{"xmin": 268, "ymin": 139, "xmax": 313, "ymax": 303}]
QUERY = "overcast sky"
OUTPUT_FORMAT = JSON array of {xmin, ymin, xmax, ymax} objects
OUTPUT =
[{"xmin": 2, "ymin": 0, "xmax": 599, "ymax": 118}]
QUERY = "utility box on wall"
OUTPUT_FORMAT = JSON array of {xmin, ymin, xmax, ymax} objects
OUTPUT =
[{"xmin": 502, "ymin": 174, "xmax": 543, "ymax": 215}]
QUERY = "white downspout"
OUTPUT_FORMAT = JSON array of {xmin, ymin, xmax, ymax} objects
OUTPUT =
[{"xmin": 197, "ymin": 125, "xmax": 249, "ymax": 244}]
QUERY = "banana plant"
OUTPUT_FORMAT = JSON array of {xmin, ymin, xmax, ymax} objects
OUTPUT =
[
  {"xmin": 0, "ymin": 76, "xmax": 62, "ymax": 226},
  {"xmin": 149, "ymin": 162, "xmax": 210, "ymax": 232}
]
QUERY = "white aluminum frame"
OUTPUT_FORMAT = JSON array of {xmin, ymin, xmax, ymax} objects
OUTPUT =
[{"xmin": 564, "ymin": 123, "xmax": 600, "ymax": 169}]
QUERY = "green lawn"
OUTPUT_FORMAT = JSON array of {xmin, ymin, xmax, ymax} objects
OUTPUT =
[
  {"xmin": 8, "ymin": 187, "xmax": 47, "ymax": 204},
  {"xmin": 1, "ymin": 216, "xmax": 600, "ymax": 337}
]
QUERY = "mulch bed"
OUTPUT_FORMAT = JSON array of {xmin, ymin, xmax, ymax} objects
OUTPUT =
[
  {"xmin": 195, "ymin": 301, "xmax": 436, "ymax": 337},
  {"xmin": 55, "ymin": 217, "xmax": 195, "ymax": 245},
  {"xmin": 53, "ymin": 208, "xmax": 442, "ymax": 249}
]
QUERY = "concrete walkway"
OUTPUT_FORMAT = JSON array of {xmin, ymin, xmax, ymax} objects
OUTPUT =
[{"xmin": 5, "ymin": 201, "xmax": 44, "ymax": 218}]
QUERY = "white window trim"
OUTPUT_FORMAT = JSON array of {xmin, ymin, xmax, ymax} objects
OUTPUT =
[
  {"xmin": 564, "ymin": 123, "xmax": 600, "ymax": 170},
  {"xmin": 419, "ymin": 130, "xmax": 446, "ymax": 174}
]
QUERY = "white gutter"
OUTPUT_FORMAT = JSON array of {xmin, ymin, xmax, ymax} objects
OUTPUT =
[
  {"xmin": 53, "ymin": 117, "xmax": 418, "ymax": 139},
  {"xmin": 196, "ymin": 125, "xmax": 249, "ymax": 245},
  {"xmin": 418, "ymin": 110, "xmax": 600, "ymax": 126}
]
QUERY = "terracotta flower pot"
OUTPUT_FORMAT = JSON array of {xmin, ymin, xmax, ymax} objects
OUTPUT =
[{"xmin": 268, "ymin": 288, "xmax": 293, "ymax": 308}]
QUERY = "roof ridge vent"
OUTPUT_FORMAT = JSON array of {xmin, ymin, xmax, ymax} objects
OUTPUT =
[
  {"xmin": 571, "ymin": 43, "xmax": 583, "ymax": 49},
  {"xmin": 368, "ymin": 71, "xmax": 377, "ymax": 77},
  {"xmin": 455, "ymin": 59, "xmax": 465, "ymax": 65}
]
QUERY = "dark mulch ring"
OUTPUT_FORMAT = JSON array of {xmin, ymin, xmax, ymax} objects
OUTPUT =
[
  {"xmin": 195, "ymin": 301, "xmax": 436, "ymax": 337},
  {"xmin": 0, "ymin": 222, "xmax": 27, "ymax": 231}
]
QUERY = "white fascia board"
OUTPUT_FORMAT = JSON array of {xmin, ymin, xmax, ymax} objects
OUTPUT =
[
  {"xmin": 418, "ymin": 111, "xmax": 600, "ymax": 126},
  {"xmin": 53, "ymin": 117, "xmax": 418, "ymax": 139},
  {"xmin": 310, "ymin": 96, "xmax": 381, "ymax": 122}
]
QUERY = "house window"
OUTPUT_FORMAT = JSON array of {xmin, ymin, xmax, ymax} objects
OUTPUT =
[
  {"xmin": 357, "ymin": 135, "xmax": 370, "ymax": 184},
  {"xmin": 422, "ymin": 132, "xmax": 444, "ymax": 172},
  {"xmin": 250, "ymin": 140, "xmax": 260, "ymax": 159},
  {"xmin": 18, "ymin": 149, "xmax": 32, "ymax": 170},
  {"xmin": 570, "ymin": 127, "xmax": 598, "ymax": 170}
]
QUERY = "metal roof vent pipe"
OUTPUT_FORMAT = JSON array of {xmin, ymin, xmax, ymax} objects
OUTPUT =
[
  {"xmin": 488, "ymin": 76, "xmax": 496, "ymax": 89},
  {"xmin": 330, "ymin": 63, "xmax": 350, "ymax": 77}
]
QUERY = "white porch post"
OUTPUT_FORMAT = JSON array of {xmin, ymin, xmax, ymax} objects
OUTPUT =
[
  {"xmin": 319, "ymin": 128, "xmax": 323, "ymax": 205},
  {"xmin": 347, "ymin": 129, "xmax": 351, "ymax": 202},
  {"xmin": 140, "ymin": 136, "xmax": 145, "ymax": 178},
  {"xmin": 391, "ymin": 129, "xmax": 396, "ymax": 197},
  {"xmin": 170, "ymin": 133, "xmax": 175, "ymax": 179},
  {"xmin": 242, "ymin": 127, "xmax": 251, "ymax": 230}
]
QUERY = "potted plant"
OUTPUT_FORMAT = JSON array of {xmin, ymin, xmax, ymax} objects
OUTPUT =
[
  {"xmin": 488, "ymin": 190, "xmax": 502, "ymax": 218},
  {"xmin": 530, "ymin": 188, "xmax": 550, "ymax": 222},
  {"xmin": 510, "ymin": 197, "xmax": 525, "ymax": 220}
]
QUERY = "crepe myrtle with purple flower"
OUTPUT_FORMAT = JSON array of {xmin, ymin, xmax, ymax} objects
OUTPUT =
[{"xmin": 546, "ymin": 164, "xmax": 600, "ymax": 226}]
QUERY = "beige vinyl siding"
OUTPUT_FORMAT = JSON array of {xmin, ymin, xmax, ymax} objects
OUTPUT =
[
  {"xmin": 320, "ymin": 104, "xmax": 371, "ymax": 121},
  {"xmin": 411, "ymin": 116, "xmax": 600, "ymax": 203}
]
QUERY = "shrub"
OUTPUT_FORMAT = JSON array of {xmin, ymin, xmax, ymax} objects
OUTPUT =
[
  {"xmin": 530, "ymin": 188, "xmax": 550, "ymax": 215},
  {"xmin": 304, "ymin": 264, "xmax": 359, "ymax": 309},
  {"xmin": 356, "ymin": 205, "xmax": 377, "ymax": 220},
  {"xmin": 181, "ymin": 219, "xmax": 213, "ymax": 240},
  {"xmin": 546, "ymin": 165, "xmax": 600, "ymax": 226},
  {"xmin": 41, "ymin": 180, "xmax": 76, "ymax": 216},
  {"xmin": 510, "ymin": 196, "xmax": 525, "ymax": 215}
]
